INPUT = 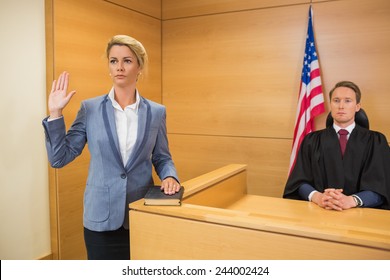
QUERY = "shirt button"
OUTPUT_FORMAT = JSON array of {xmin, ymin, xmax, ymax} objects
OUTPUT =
[{"xmin": 120, "ymin": 174, "xmax": 127, "ymax": 179}]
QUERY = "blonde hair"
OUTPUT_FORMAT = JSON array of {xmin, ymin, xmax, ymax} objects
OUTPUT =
[{"xmin": 106, "ymin": 35, "xmax": 148, "ymax": 72}]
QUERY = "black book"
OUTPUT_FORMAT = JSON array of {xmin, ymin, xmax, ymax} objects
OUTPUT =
[{"xmin": 144, "ymin": 186, "xmax": 184, "ymax": 206}]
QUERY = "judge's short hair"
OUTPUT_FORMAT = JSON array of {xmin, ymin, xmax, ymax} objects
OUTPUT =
[{"xmin": 329, "ymin": 81, "xmax": 361, "ymax": 103}]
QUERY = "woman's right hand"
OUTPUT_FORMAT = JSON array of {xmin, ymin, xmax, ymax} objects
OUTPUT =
[{"xmin": 48, "ymin": 71, "xmax": 76, "ymax": 119}]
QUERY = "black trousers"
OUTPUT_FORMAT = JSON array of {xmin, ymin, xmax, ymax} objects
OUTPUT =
[{"xmin": 84, "ymin": 226, "xmax": 130, "ymax": 260}]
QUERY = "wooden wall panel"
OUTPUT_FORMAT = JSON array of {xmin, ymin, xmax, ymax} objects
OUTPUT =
[
  {"xmin": 163, "ymin": 0, "xmax": 317, "ymax": 20},
  {"xmin": 57, "ymin": 152, "xmax": 90, "ymax": 259},
  {"xmin": 55, "ymin": 0, "xmax": 162, "ymax": 127},
  {"xmin": 163, "ymin": 0, "xmax": 390, "ymax": 139},
  {"xmin": 314, "ymin": 0, "xmax": 390, "ymax": 135},
  {"xmin": 168, "ymin": 134, "xmax": 290, "ymax": 198},
  {"xmin": 163, "ymin": 4, "xmax": 308, "ymax": 138},
  {"xmin": 47, "ymin": 0, "xmax": 161, "ymax": 259},
  {"xmin": 163, "ymin": 0, "xmax": 390, "ymax": 200},
  {"xmin": 45, "ymin": 0, "xmax": 59, "ymax": 261},
  {"xmin": 105, "ymin": 0, "xmax": 161, "ymax": 19}
]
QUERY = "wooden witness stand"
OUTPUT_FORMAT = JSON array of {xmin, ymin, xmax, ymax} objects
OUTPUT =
[{"xmin": 129, "ymin": 164, "xmax": 390, "ymax": 259}]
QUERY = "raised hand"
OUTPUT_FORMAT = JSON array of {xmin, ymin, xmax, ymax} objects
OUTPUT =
[{"xmin": 48, "ymin": 71, "xmax": 76, "ymax": 119}]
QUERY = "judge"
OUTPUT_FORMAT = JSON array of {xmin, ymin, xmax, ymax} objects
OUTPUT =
[{"xmin": 284, "ymin": 81, "xmax": 390, "ymax": 210}]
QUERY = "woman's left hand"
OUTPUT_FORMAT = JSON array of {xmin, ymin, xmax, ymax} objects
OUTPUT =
[{"xmin": 161, "ymin": 177, "xmax": 181, "ymax": 195}]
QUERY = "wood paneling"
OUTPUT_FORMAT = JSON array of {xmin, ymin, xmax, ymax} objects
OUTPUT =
[
  {"xmin": 130, "ymin": 209, "xmax": 390, "ymax": 259},
  {"xmin": 54, "ymin": 0, "xmax": 162, "ymax": 122},
  {"xmin": 56, "ymin": 152, "xmax": 89, "ymax": 259},
  {"xmin": 314, "ymin": 0, "xmax": 390, "ymax": 135},
  {"xmin": 45, "ymin": 0, "xmax": 59, "ymax": 260},
  {"xmin": 163, "ymin": 4, "xmax": 308, "ymax": 138},
  {"xmin": 105, "ymin": 0, "xmax": 161, "ymax": 19},
  {"xmin": 164, "ymin": 0, "xmax": 390, "ymax": 201},
  {"xmin": 168, "ymin": 134, "xmax": 290, "ymax": 198},
  {"xmin": 183, "ymin": 168, "xmax": 247, "ymax": 208},
  {"xmin": 47, "ymin": 0, "xmax": 161, "ymax": 259},
  {"xmin": 163, "ymin": 0, "xmax": 390, "ymax": 139},
  {"xmin": 130, "ymin": 166, "xmax": 390, "ymax": 259},
  {"xmin": 163, "ymin": 0, "xmax": 314, "ymax": 20}
]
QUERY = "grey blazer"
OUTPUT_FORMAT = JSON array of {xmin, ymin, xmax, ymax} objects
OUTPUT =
[{"xmin": 42, "ymin": 94, "xmax": 179, "ymax": 231}]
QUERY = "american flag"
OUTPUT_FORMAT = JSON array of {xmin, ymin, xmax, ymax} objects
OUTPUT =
[{"xmin": 288, "ymin": 6, "xmax": 325, "ymax": 175}]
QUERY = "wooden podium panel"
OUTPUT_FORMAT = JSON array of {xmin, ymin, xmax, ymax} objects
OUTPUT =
[{"xmin": 129, "ymin": 164, "xmax": 390, "ymax": 259}]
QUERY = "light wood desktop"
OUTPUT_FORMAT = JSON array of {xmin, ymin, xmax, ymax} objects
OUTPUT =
[{"xmin": 129, "ymin": 164, "xmax": 390, "ymax": 259}]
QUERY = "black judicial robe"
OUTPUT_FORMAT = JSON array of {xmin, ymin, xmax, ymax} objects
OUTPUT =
[{"xmin": 284, "ymin": 125, "xmax": 390, "ymax": 210}]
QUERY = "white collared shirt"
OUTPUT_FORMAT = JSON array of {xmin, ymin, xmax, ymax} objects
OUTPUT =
[{"xmin": 108, "ymin": 87, "xmax": 140, "ymax": 165}]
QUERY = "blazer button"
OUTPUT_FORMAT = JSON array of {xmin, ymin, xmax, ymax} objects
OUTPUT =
[{"xmin": 120, "ymin": 174, "xmax": 127, "ymax": 179}]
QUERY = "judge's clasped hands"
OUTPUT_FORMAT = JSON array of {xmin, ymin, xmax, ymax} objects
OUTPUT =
[{"xmin": 312, "ymin": 188, "xmax": 357, "ymax": 211}]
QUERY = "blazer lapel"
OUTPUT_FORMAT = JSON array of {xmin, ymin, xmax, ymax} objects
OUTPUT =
[
  {"xmin": 125, "ymin": 97, "xmax": 151, "ymax": 172},
  {"xmin": 102, "ymin": 95, "xmax": 124, "ymax": 168}
]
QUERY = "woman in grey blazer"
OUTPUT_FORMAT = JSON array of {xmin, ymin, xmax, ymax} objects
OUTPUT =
[{"xmin": 42, "ymin": 35, "xmax": 180, "ymax": 259}]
